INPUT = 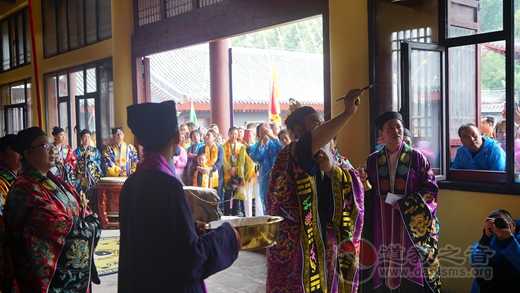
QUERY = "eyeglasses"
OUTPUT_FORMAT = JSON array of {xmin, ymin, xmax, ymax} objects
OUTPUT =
[{"xmin": 30, "ymin": 143, "xmax": 53, "ymax": 151}]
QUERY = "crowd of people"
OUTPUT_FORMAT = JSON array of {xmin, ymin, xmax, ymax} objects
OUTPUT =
[
  {"xmin": 0, "ymin": 89, "xmax": 518, "ymax": 292},
  {"xmin": 171, "ymin": 120, "xmax": 295, "ymax": 217}
]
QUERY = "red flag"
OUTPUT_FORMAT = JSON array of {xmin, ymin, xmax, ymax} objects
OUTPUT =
[{"xmin": 269, "ymin": 67, "xmax": 282, "ymax": 125}]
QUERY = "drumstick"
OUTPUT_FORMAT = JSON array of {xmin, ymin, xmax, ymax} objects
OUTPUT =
[{"xmin": 336, "ymin": 84, "xmax": 374, "ymax": 103}]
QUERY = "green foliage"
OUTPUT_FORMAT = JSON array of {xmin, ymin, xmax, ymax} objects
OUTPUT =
[
  {"xmin": 479, "ymin": 0, "xmax": 502, "ymax": 33},
  {"xmin": 481, "ymin": 50, "xmax": 505, "ymax": 90},
  {"xmin": 231, "ymin": 16, "xmax": 323, "ymax": 54}
]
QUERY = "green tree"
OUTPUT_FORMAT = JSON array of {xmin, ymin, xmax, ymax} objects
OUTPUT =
[{"xmin": 231, "ymin": 16, "xmax": 323, "ymax": 54}]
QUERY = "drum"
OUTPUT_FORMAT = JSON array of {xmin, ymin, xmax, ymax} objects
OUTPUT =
[
  {"xmin": 95, "ymin": 177, "xmax": 127, "ymax": 229},
  {"xmin": 183, "ymin": 186, "xmax": 222, "ymax": 223}
]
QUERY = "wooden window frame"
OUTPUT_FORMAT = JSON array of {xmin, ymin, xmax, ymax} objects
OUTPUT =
[
  {"xmin": 0, "ymin": 8, "xmax": 30, "ymax": 73},
  {"xmin": 42, "ymin": 0, "xmax": 111, "ymax": 58},
  {"xmin": 44, "ymin": 58, "xmax": 111, "ymax": 149},
  {"xmin": 437, "ymin": 0, "xmax": 519, "ymax": 194},
  {"xmin": 1, "ymin": 80, "xmax": 31, "ymax": 135}
]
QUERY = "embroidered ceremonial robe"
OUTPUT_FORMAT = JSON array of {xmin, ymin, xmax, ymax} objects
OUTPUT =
[
  {"xmin": 5, "ymin": 169, "xmax": 100, "ymax": 293},
  {"xmin": 102, "ymin": 143, "xmax": 139, "ymax": 177},
  {"xmin": 362, "ymin": 143, "xmax": 441, "ymax": 293},
  {"xmin": 75, "ymin": 145, "xmax": 103, "ymax": 194},
  {"xmin": 267, "ymin": 136, "xmax": 364, "ymax": 293},
  {"xmin": 0, "ymin": 167, "xmax": 16, "ymax": 292},
  {"xmin": 50, "ymin": 144, "xmax": 77, "ymax": 186}
]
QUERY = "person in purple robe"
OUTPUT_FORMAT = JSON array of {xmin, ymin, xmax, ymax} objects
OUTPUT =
[
  {"xmin": 267, "ymin": 89, "xmax": 366, "ymax": 293},
  {"xmin": 361, "ymin": 111, "xmax": 440, "ymax": 293},
  {"xmin": 118, "ymin": 101, "xmax": 240, "ymax": 293}
]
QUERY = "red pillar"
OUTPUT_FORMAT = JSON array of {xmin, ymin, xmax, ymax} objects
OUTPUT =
[{"xmin": 209, "ymin": 39, "xmax": 231, "ymax": 137}]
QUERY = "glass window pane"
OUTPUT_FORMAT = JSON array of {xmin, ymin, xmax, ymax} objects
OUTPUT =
[
  {"xmin": 58, "ymin": 101, "xmax": 68, "ymax": 127},
  {"xmin": 58, "ymin": 101, "xmax": 69, "ymax": 132},
  {"xmin": 17, "ymin": 13, "xmax": 24, "ymax": 64},
  {"xmin": 87, "ymin": 98, "xmax": 96, "ymax": 138},
  {"xmin": 86, "ymin": 68, "xmax": 96, "ymax": 93},
  {"xmin": 70, "ymin": 70, "xmax": 84, "ymax": 96},
  {"xmin": 98, "ymin": 61, "xmax": 113, "ymax": 145},
  {"xmin": 25, "ymin": 9, "xmax": 31, "ymax": 63},
  {"xmin": 68, "ymin": 0, "xmax": 85, "ymax": 49},
  {"xmin": 448, "ymin": 45, "xmax": 476, "ymax": 144},
  {"xmin": 85, "ymin": 0, "xmax": 97, "ymax": 44},
  {"xmin": 6, "ymin": 107, "xmax": 24, "ymax": 134},
  {"xmin": 26, "ymin": 82, "xmax": 32, "ymax": 126},
  {"xmin": 448, "ymin": 0, "xmax": 502, "ymax": 38},
  {"xmin": 98, "ymin": 0, "xmax": 112, "ymax": 39},
  {"xmin": 10, "ymin": 84, "xmax": 25, "ymax": 104},
  {"xmin": 57, "ymin": 0, "xmax": 69, "ymax": 52},
  {"xmin": 9, "ymin": 18, "xmax": 17, "ymax": 66},
  {"xmin": 58, "ymin": 74, "xmax": 68, "ymax": 97},
  {"xmin": 43, "ymin": 0, "xmax": 57, "ymax": 56},
  {"xmin": 449, "ymin": 41, "xmax": 507, "ymax": 172},
  {"xmin": 46, "ymin": 76, "xmax": 58, "ymax": 131},
  {"xmin": 408, "ymin": 48, "xmax": 443, "ymax": 174},
  {"xmin": 391, "ymin": 28, "xmax": 432, "ymax": 111},
  {"xmin": 1, "ymin": 21, "xmax": 10, "ymax": 70},
  {"xmin": 78, "ymin": 98, "xmax": 86, "ymax": 131}
]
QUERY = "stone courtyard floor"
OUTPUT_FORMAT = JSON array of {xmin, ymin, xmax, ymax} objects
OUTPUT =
[{"xmin": 92, "ymin": 251, "xmax": 267, "ymax": 293}]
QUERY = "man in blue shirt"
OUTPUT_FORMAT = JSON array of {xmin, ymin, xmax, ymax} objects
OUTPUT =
[
  {"xmin": 470, "ymin": 209, "xmax": 520, "ymax": 293},
  {"xmin": 452, "ymin": 123, "xmax": 506, "ymax": 171}
]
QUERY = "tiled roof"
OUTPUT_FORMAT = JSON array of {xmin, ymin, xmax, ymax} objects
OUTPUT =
[{"xmin": 149, "ymin": 44, "xmax": 324, "ymax": 105}]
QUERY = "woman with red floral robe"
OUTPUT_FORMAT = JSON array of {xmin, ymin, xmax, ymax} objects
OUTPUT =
[{"xmin": 5, "ymin": 127, "xmax": 100, "ymax": 293}]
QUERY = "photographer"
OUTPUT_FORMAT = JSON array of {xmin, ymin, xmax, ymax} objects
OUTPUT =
[{"xmin": 470, "ymin": 209, "xmax": 520, "ymax": 293}]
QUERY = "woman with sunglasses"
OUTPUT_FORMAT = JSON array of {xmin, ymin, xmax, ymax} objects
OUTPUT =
[{"xmin": 4, "ymin": 127, "xmax": 100, "ymax": 292}]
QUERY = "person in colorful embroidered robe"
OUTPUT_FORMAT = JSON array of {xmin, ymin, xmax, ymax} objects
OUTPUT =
[
  {"xmin": 119, "ymin": 101, "xmax": 240, "ymax": 293},
  {"xmin": 103, "ymin": 127, "xmax": 139, "ymax": 177},
  {"xmin": 223, "ymin": 127, "xmax": 247, "ymax": 216},
  {"xmin": 0, "ymin": 135, "xmax": 20, "ymax": 214},
  {"xmin": 74, "ymin": 129, "xmax": 103, "ymax": 194},
  {"xmin": 361, "ymin": 111, "xmax": 441, "ymax": 293},
  {"xmin": 5, "ymin": 127, "xmax": 100, "ymax": 293},
  {"xmin": 50, "ymin": 127, "xmax": 77, "ymax": 186},
  {"xmin": 248, "ymin": 123, "xmax": 283, "ymax": 213},
  {"xmin": 267, "ymin": 89, "xmax": 365, "ymax": 293},
  {"xmin": 0, "ymin": 134, "xmax": 20, "ymax": 293}
]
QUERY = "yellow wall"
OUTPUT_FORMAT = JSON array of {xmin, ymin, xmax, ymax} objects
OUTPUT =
[
  {"xmin": 437, "ymin": 190, "xmax": 520, "ymax": 292},
  {"xmin": 329, "ymin": 0, "xmax": 370, "ymax": 167},
  {"xmin": 111, "ymin": 0, "xmax": 134, "ymax": 140}
]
